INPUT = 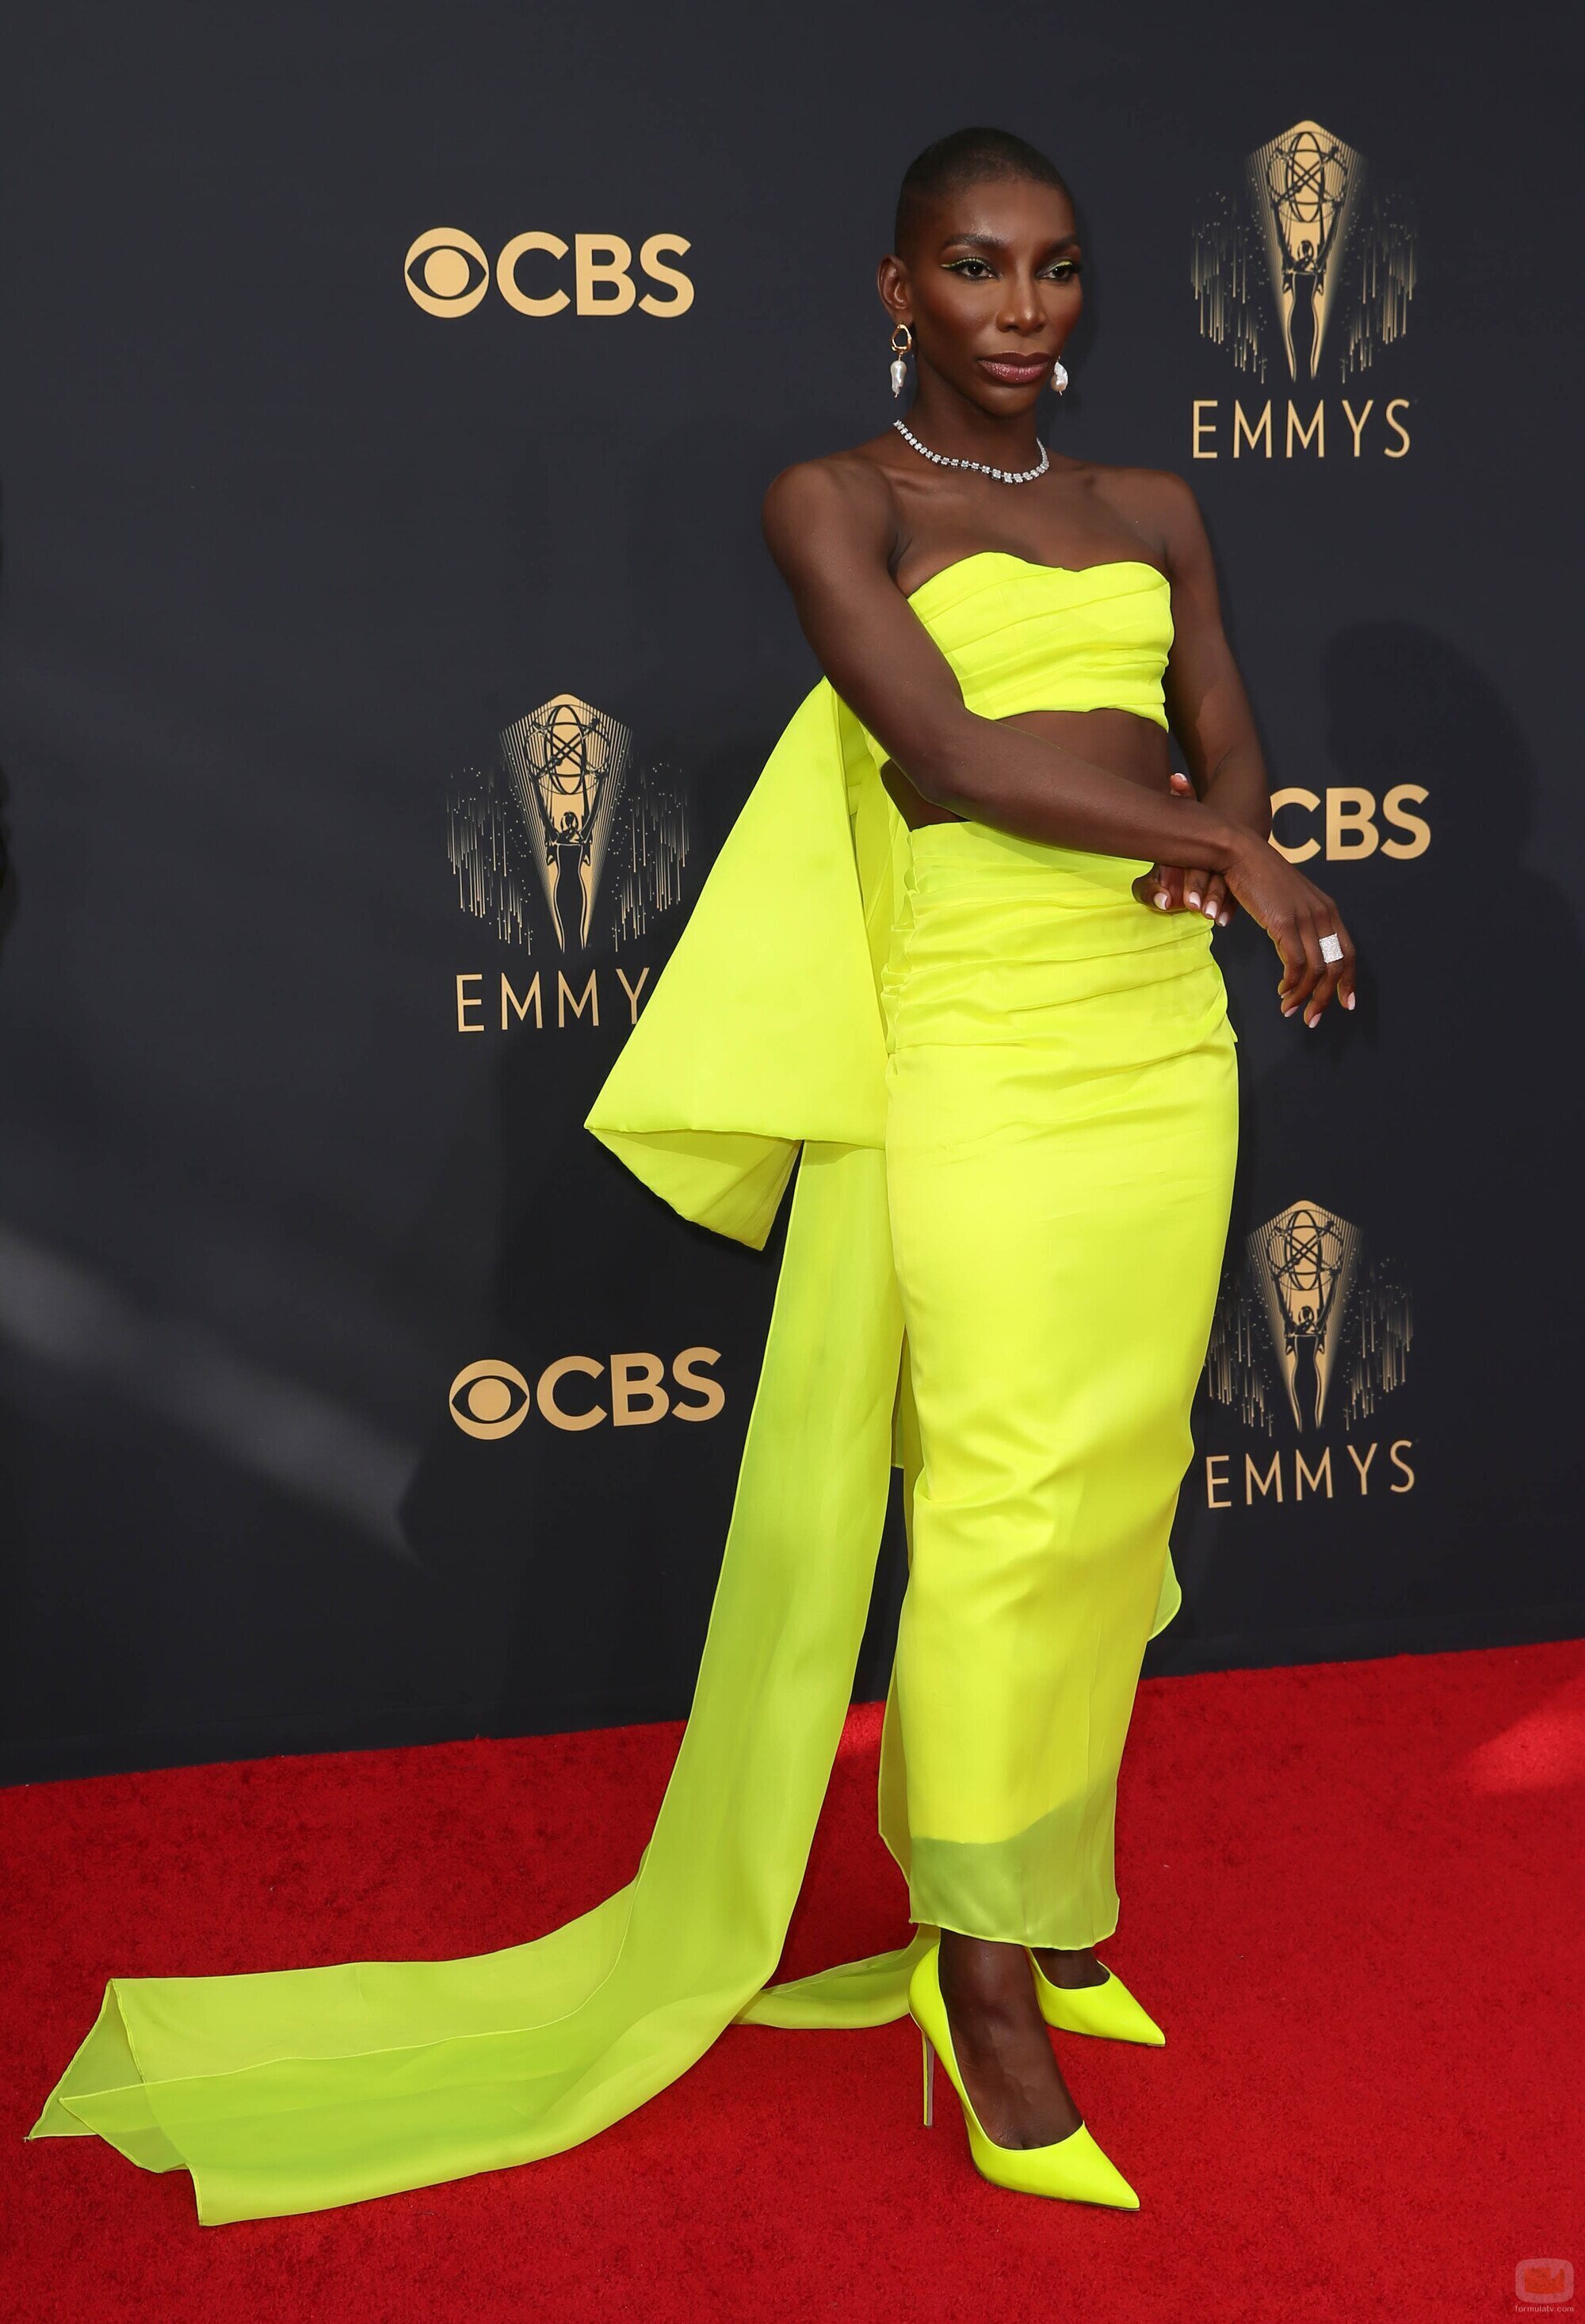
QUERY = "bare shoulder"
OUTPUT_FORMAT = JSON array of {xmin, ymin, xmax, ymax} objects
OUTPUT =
[
  {"xmin": 1087, "ymin": 460, "xmax": 1208, "ymax": 557},
  {"xmin": 761, "ymin": 440, "xmax": 900, "ymax": 581}
]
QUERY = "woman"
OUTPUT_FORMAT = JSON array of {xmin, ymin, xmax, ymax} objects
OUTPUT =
[
  {"xmin": 29, "ymin": 127, "xmax": 1354, "ymax": 2225},
  {"xmin": 749, "ymin": 122, "xmax": 1354, "ymax": 2204}
]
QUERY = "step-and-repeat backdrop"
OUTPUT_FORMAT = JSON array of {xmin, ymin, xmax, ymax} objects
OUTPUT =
[{"xmin": 2, "ymin": 3, "xmax": 1577, "ymax": 1779}]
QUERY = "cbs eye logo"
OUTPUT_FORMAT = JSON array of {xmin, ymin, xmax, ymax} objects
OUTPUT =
[
  {"xmin": 449, "ymin": 1349, "xmax": 723, "ymax": 1438},
  {"xmin": 404, "ymin": 229, "xmax": 693, "ymax": 319}
]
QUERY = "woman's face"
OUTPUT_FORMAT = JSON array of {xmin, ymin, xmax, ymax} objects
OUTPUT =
[{"xmin": 880, "ymin": 175, "xmax": 1082, "ymax": 414}]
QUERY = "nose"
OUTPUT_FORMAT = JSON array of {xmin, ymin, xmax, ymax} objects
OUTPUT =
[{"xmin": 997, "ymin": 272, "xmax": 1047, "ymax": 335}]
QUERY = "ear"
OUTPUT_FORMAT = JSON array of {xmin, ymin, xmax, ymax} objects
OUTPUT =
[{"xmin": 877, "ymin": 253, "xmax": 911, "ymax": 327}]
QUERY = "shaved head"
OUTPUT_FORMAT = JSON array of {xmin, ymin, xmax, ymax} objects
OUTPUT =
[{"xmin": 894, "ymin": 126, "xmax": 1073, "ymax": 254}]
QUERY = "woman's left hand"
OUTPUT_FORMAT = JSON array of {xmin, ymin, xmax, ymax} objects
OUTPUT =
[{"xmin": 1132, "ymin": 772, "xmax": 1236, "ymax": 926}]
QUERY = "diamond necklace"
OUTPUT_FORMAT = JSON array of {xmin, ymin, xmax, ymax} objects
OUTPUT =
[{"xmin": 892, "ymin": 416, "xmax": 1048, "ymax": 486}]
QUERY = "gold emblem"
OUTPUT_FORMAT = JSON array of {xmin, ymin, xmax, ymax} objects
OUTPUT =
[
  {"xmin": 1194, "ymin": 118, "xmax": 1416, "ymax": 384},
  {"xmin": 1251, "ymin": 1198, "xmax": 1361, "ymax": 1431},
  {"xmin": 446, "ymin": 693, "xmax": 688, "ymax": 956},
  {"xmin": 1247, "ymin": 122, "xmax": 1361, "ymax": 382},
  {"xmin": 448, "ymin": 1360, "xmax": 532, "ymax": 1439},
  {"xmin": 499, "ymin": 694, "xmax": 631, "ymax": 952},
  {"xmin": 1205, "ymin": 1198, "xmax": 1412, "ymax": 1437},
  {"xmin": 403, "ymin": 229, "xmax": 491, "ymax": 318}
]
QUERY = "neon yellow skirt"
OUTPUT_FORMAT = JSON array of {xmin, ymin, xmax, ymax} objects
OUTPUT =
[{"xmin": 874, "ymin": 821, "xmax": 1239, "ymax": 1949}]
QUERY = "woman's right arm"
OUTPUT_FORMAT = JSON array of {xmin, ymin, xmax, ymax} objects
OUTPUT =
[
  {"xmin": 760, "ymin": 457, "xmax": 1249, "ymax": 875},
  {"xmin": 762, "ymin": 458, "xmax": 1359, "ymax": 1025}
]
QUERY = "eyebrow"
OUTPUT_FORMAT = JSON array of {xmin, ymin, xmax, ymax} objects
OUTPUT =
[{"xmin": 941, "ymin": 231, "xmax": 1082, "ymax": 253}]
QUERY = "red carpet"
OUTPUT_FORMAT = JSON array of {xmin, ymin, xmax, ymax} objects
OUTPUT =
[{"xmin": 4, "ymin": 1639, "xmax": 1581, "ymax": 2324}]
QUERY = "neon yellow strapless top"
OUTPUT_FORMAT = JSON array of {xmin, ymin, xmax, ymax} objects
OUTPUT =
[{"xmin": 856, "ymin": 550, "xmax": 1174, "ymax": 775}]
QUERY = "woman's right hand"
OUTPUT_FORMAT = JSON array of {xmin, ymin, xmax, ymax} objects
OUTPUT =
[{"xmin": 1222, "ymin": 833, "xmax": 1358, "ymax": 1026}]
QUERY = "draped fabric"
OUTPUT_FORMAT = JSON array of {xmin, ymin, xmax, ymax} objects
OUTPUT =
[{"xmin": 29, "ymin": 561, "xmax": 1183, "ymax": 2223}]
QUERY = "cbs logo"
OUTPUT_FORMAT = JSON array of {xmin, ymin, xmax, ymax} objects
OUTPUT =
[
  {"xmin": 1270, "ymin": 784, "xmax": 1430, "ymax": 863},
  {"xmin": 449, "ymin": 1349, "xmax": 723, "ymax": 1439},
  {"xmin": 404, "ymin": 229, "xmax": 693, "ymax": 319}
]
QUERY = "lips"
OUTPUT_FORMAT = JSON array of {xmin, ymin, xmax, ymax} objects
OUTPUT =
[{"xmin": 976, "ymin": 353, "xmax": 1054, "ymax": 386}]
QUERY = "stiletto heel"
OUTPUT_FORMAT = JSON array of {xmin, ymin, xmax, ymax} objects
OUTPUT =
[
  {"xmin": 921, "ymin": 2030, "xmax": 934, "ymax": 2127},
  {"xmin": 906, "ymin": 1942, "xmax": 1140, "ymax": 2208},
  {"xmin": 1027, "ymin": 1952, "xmax": 1166, "ymax": 2046}
]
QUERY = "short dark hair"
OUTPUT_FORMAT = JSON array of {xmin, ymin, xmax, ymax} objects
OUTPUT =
[{"xmin": 895, "ymin": 126, "xmax": 1072, "ymax": 253}]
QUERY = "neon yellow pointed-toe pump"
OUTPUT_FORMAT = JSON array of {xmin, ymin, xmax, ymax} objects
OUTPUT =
[
  {"xmin": 1027, "ymin": 1952, "xmax": 1167, "ymax": 2046},
  {"xmin": 907, "ymin": 1944, "xmax": 1140, "ymax": 2208}
]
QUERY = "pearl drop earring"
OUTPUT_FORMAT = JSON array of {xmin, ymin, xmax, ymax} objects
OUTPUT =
[{"xmin": 889, "ymin": 323, "xmax": 913, "ymax": 399}]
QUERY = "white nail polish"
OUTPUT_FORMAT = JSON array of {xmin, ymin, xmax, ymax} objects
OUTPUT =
[
  {"xmin": 1203, "ymin": 902, "xmax": 1216, "ymax": 918},
  {"xmin": 1155, "ymin": 894, "xmax": 1169, "ymax": 910}
]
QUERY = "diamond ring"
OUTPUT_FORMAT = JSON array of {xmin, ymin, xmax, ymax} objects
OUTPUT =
[{"xmin": 1320, "ymin": 933, "xmax": 1344, "ymax": 964}]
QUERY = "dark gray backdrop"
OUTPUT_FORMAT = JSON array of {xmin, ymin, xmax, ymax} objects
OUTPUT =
[{"xmin": 2, "ymin": 0, "xmax": 1579, "ymax": 1782}]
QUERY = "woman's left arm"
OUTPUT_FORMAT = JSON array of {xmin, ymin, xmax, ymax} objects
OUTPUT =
[{"xmin": 1144, "ymin": 472, "xmax": 1273, "ymax": 927}]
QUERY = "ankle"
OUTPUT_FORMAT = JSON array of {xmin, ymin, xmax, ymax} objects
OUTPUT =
[{"xmin": 939, "ymin": 1933, "xmax": 1037, "ymax": 2004}]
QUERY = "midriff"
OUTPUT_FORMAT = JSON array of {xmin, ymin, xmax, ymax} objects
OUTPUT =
[{"xmin": 880, "ymin": 707, "xmax": 1175, "ymax": 832}]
